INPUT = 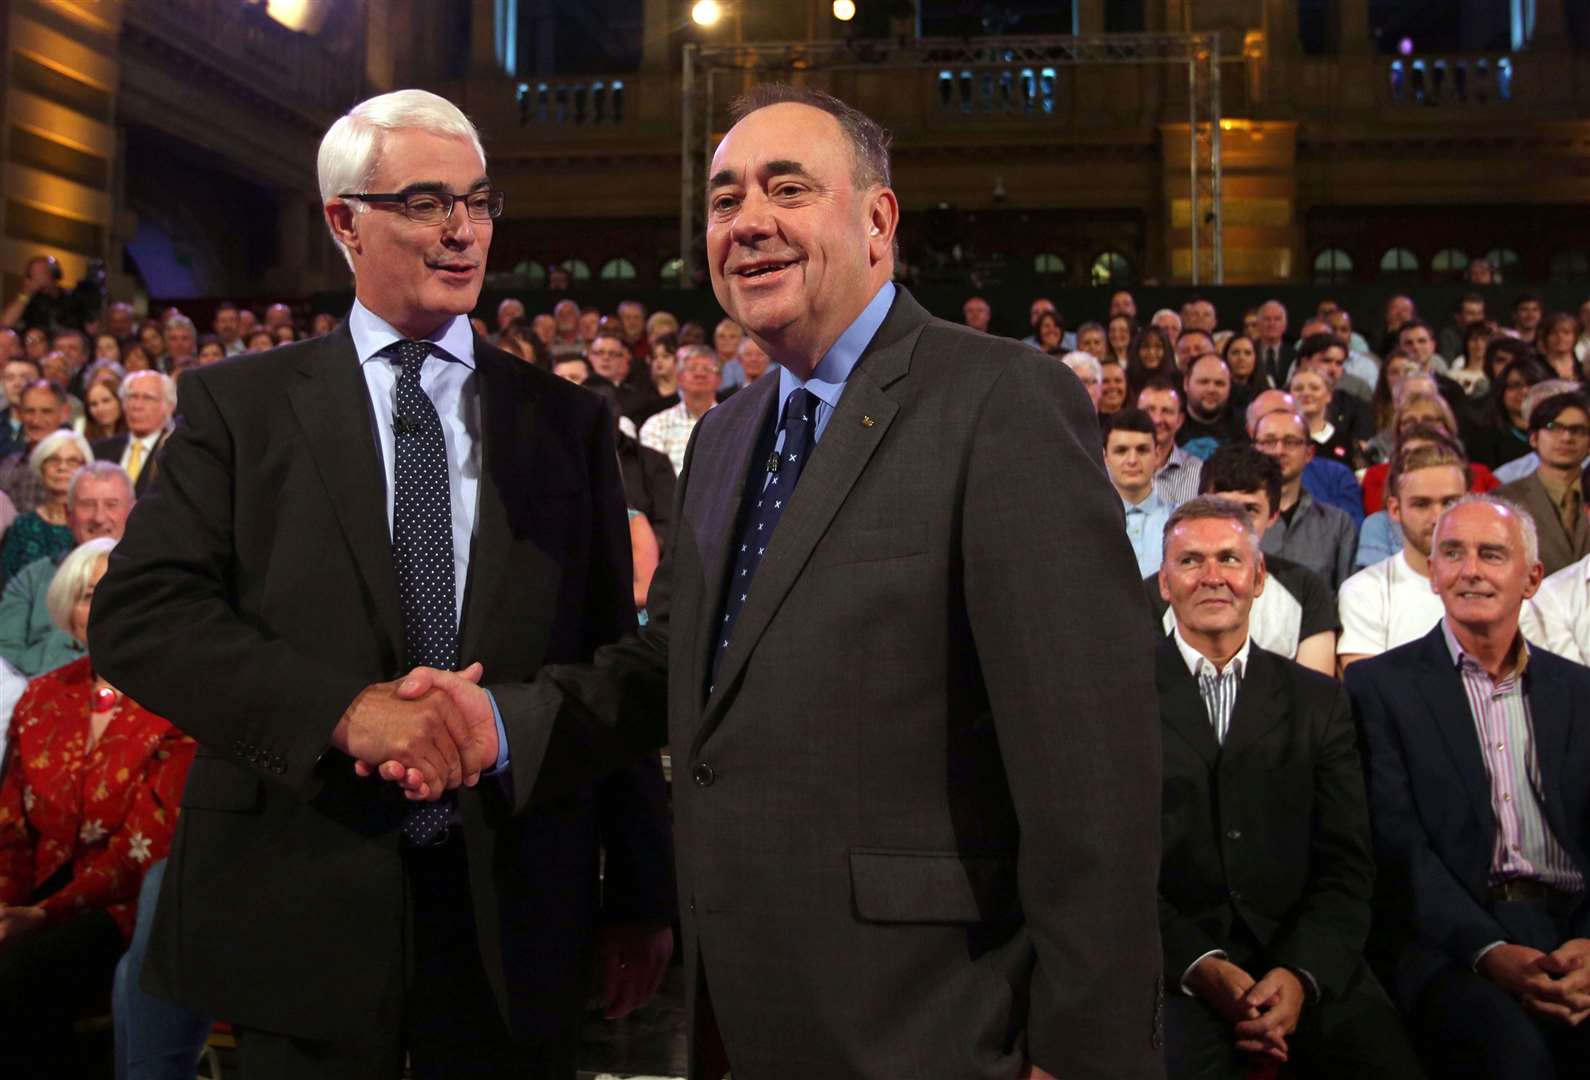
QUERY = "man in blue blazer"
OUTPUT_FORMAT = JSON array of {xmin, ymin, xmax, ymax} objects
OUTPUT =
[{"xmin": 1346, "ymin": 494, "xmax": 1590, "ymax": 1078}]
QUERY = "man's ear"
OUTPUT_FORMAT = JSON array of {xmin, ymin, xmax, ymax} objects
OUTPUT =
[{"xmin": 325, "ymin": 201, "xmax": 359, "ymax": 257}]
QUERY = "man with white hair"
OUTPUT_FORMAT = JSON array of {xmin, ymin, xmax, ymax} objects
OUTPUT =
[
  {"xmin": 1151, "ymin": 307, "xmax": 1183, "ymax": 343},
  {"xmin": 1060, "ymin": 350, "xmax": 1102, "ymax": 409},
  {"xmin": 90, "ymin": 370, "xmax": 173, "ymax": 497},
  {"xmin": 162, "ymin": 314, "xmax": 197, "ymax": 368},
  {"xmin": 493, "ymin": 297, "xmax": 524, "ymax": 341},
  {"xmin": 92, "ymin": 89, "xmax": 673, "ymax": 1078}
]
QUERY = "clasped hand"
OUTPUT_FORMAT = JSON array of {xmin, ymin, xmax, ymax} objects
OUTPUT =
[
  {"xmin": 1481, "ymin": 940, "xmax": 1590, "ymax": 1026},
  {"xmin": 332, "ymin": 662, "xmax": 497, "ymax": 801},
  {"xmin": 1188, "ymin": 956, "xmax": 1305, "ymax": 1062}
]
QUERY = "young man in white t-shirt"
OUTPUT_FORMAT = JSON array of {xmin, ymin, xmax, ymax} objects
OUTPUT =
[{"xmin": 1337, "ymin": 443, "xmax": 1468, "ymax": 671}]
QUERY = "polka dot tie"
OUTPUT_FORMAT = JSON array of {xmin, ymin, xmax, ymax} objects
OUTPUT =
[
  {"xmin": 710, "ymin": 389, "xmax": 821, "ymax": 691},
  {"xmin": 390, "ymin": 339, "xmax": 459, "ymax": 845}
]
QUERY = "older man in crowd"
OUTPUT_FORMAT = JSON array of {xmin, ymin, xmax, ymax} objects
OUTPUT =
[
  {"xmin": 1140, "ymin": 377, "xmax": 1203, "ymax": 508},
  {"xmin": 1255, "ymin": 301, "xmax": 1293, "ymax": 387},
  {"xmin": 639, "ymin": 344, "xmax": 720, "ymax": 475},
  {"xmin": 91, "ymin": 370, "xmax": 174, "ymax": 498},
  {"xmin": 1061, "ymin": 350, "xmax": 1102, "ymax": 409},
  {"xmin": 1155, "ymin": 496, "xmax": 1424, "ymax": 1079},
  {"xmin": 0, "ymin": 461, "xmax": 132, "ymax": 676},
  {"xmin": 1348, "ymin": 495, "xmax": 1590, "ymax": 1078}
]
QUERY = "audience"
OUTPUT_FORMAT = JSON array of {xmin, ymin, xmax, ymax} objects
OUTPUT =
[
  {"xmin": 1154, "ymin": 497, "xmax": 1423, "ymax": 1078},
  {"xmin": 91, "ymin": 371, "xmax": 174, "ymax": 498},
  {"xmin": 1103, "ymin": 408, "xmax": 1169, "ymax": 576},
  {"xmin": 1139, "ymin": 379, "xmax": 1202, "ymax": 509},
  {"xmin": 1524, "ymin": 456, "xmax": 1590, "ymax": 664},
  {"xmin": 639, "ymin": 345, "xmax": 721, "ymax": 475},
  {"xmin": 1495, "ymin": 390, "xmax": 1590, "ymax": 575},
  {"xmin": 1252, "ymin": 409, "xmax": 1357, "ymax": 592},
  {"xmin": 0, "ymin": 430, "xmax": 92, "ymax": 581},
  {"xmin": 0, "ymin": 381, "xmax": 71, "ymax": 514}
]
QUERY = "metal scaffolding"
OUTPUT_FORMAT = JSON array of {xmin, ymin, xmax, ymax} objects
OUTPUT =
[{"xmin": 680, "ymin": 32, "xmax": 1224, "ymax": 288}]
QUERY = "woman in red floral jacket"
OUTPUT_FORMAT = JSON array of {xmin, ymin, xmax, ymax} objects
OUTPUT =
[{"xmin": 0, "ymin": 536, "xmax": 195, "ymax": 1072}]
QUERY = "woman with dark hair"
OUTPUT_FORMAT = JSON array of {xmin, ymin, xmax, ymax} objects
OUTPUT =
[
  {"xmin": 1221, "ymin": 333, "xmax": 1266, "ymax": 398},
  {"xmin": 1454, "ymin": 321, "xmax": 1495, "ymax": 395},
  {"xmin": 1032, "ymin": 310, "xmax": 1065, "ymax": 356},
  {"xmin": 1104, "ymin": 314, "xmax": 1135, "ymax": 366},
  {"xmin": 1469, "ymin": 353, "xmax": 1551, "ymax": 468},
  {"xmin": 1538, "ymin": 311, "xmax": 1581, "ymax": 381},
  {"xmin": 1125, "ymin": 325, "xmax": 1174, "ymax": 399}
]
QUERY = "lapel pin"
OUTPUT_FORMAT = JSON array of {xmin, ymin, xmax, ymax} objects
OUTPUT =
[{"xmin": 862, "ymin": 415, "xmax": 876, "ymax": 428}]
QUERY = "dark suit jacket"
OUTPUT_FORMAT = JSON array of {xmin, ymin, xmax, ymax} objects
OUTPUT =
[
  {"xmin": 1156, "ymin": 638, "xmax": 1376, "ymax": 998},
  {"xmin": 88, "ymin": 326, "xmax": 674, "ymax": 1042},
  {"xmin": 1345, "ymin": 624, "xmax": 1590, "ymax": 1011},
  {"xmin": 617, "ymin": 430, "xmax": 675, "ymax": 552},
  {"xmin": 91, "ymin": 429, "xmax": 170, "ymax": 497},
  {"xmin": 1494, "ymin": 471, "xmax": 1590, "ymax": 576},
  {"xmin": 543, "ymin": 287, "xmax": 1164, "ymax": 1078}
]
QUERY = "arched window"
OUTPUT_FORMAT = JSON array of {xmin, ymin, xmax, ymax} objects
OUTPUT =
[
  {"xmin": 1484, "ymin": 248, "xmax": 1520, "ymax": 274},
  {"xmin": 659, "ymin": 256, "xmax": 684, "ymax": 285},
  {"xmin": 1379, "ymin": 247, "xmax": 1421, "ymax": 276},
  {"xmin": 599, "ymin": 257, "xmax": 637, "ymax": 281},
  {"xmin": 1033, "ymin": 252, "xmax": 1067, "ymax": 277},
  {"xmin": 559, "ymin": 259, "xmax": 591, "ymax": 281},
  {"xmin": 512, "ymin": 260, "xmax": 546, "ymax": 287},
  {"xmin": 1550, "ymin": 250, "xmax": 1590, "ymax": 281},
  {"xmin": 1431, "ymin": 248, "xmax": 1469, "ymax": 276},
  {"xmin": 1090, "ymin": 251, "xmax": 1132, "ymax": 287},
  {"xmin": 1312, "ymin": 248, "xmax": 1354, "ymax": 284}
]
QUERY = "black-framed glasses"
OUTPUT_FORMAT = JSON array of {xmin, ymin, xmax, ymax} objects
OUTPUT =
[
  {"xmin": 340, "ymin": 188, "xmax": 504, "ymax": 225},
  {"xmin": 1543, "ymin": 420, "xmax": 1590, "ymax": 439}
]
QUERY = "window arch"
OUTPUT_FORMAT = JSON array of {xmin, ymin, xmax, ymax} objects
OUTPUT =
[
  {"xmin": 512, "ymin": 259, "xmax": 546, "ymax": 287},
  {"xmin": 659, "ymin": 256, "xmax": 684, "ymax": 285},
  {"xmin": 1312, "ymin": 248, "xmax": 1354, "ymax": 284},
  {"xmin": 1550, "ymin": 250, "xmax": 1590, "ymax": 281},
  {"xmin": 1431, "ymin": 248, "xmax": 1469, "ymax": 276},
  {"xmin": 558, "ymin": 258, "xmax": 591, "ymax": 281},
  {"xmin": 599, "ymin": 257, "xmax": 637, "ymax": 281},
  {"xmin": 1484, "ymin": 248, "xmax": 1520, "ymax": 273},
  {"xmin": 1090, "ymin": 251, "xmax": 1132, "ymax": 287},
  {"xmin": 1033, "ymin": 252, "xmax": 1067, "ymax": 277},
  {"xmin": 1379, "ymin": 247, "xmax": 1421, "ymax": 276}
]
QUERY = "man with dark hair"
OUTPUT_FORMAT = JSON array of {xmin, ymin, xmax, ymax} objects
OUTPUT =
[
  {"xmin": 1104, "ymin": 407, "xmax": 1170, "ymax": 575},
  {"xmin": 1155, "ymin": 496, "xmax": 1423, "ymax": 1078},
  {"xmin": 1180, "ymin": 353, "xmax": 1245, "ymax": 457},
  {"xmin": 586, "ymin": 330, "xmax": 651, "ymax": 419},
  {"xmin": 1140, "ymin": 377, "xmax": 1203, "ymax": 508},
  {"xmin": 213, "ymin": 301, "xmax": 245, "ymax": 356},
  {"xmin": 1440, "ymin": 293, "xmax": 1488, "ymax": 364},
  {"xmin": 1514, "ymin": 292, "xmax": 1544, "ymax": 342},
  {"xmin": 1496, "ymin": 391, "xmax": 1590, "ymax": 575},
  {"xmin": 1145, "ymin": 445, "xmax": 1338, "ymax": 675},
  {"xmin": 1175, "ymin": 329, "xmax": 1216, "ymax": 374}
]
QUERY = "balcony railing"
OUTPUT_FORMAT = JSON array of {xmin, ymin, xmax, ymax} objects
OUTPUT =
[
  {"xmin": 1388, "ymin": 54, "xmax": 1513, "ymax": 105},
  {"xmin": 516, "ymin": 79, "xmax": 627, "ymax": 127}
]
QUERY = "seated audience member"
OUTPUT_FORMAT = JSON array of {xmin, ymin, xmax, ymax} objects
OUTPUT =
[
  {"xmin": 243, "ymin": 328, "xmax": 275, "ymax": 353},
  {"xmin": 1174, "ymin": 329, "xmax": 1216, "ymax": 375},
  {"xmin": 586, "ymin": 331, "xmax": 652, "ymax": 420},
  {"xmin": 1339, "ymin": 443, "xmax": 1472, "ymax": 671},
  {"xmin": 629, "ymin": 332, "xmax": 680, "ymax": 427},
  {"xmin": 1127, "ymin": 326, "xmax": 1176, "ymax": 398},
  {"xmin": 1322, "ymin": 307, "xmax": 1380, "ymax": 398},
  {"xmin": 1109, "ymin": 288, "xmax": 1138, "ymax": 320},
  {"xmin": 0, "ymin": 538, "xmax": 196, "ymax": 1075},
  {"xmin": 1495, "ymin": 390, "xmax": 1590, "ymax": 576},
  {"xmin": 1106, "ymin": 313, "xmax": 1136, "ymax": 366},
  {"xmin": 1522, "ymin": 455, "xmax": 1590, "ymax": 664},
  {"xmin": 1146, "ymin": 446, "xmax": 1337, "ymax": 676},
  {"xmin": 644, "ymin": 310, "xmax": 679, "ymax": 349},
  {"xmin": 1155, "ymin": 497, "xmax": 1424, "ymax": 1080},
  {"xmin": 1223, "ymin": 334, "xmax": 1267, "ymax": 397},
  {"xmin": 1151, "ymin": 308, "xmax": 1183, "ymax": 343},
  {"xmin": 961, "ymin": 295, "xmax": 992, "ymax": 334},
  {"xmin": 713, "ymin": 317, "xmax": 747, "ymax": 389},
  {"xmin": 1346, "ymin": 495, "xmax": 1590, "ymax": 1080},
  {"xmin": 1359, "ymin": 395, "xmax": 1496, "ymax": 515},
  {"xmin": 1540, "ymin": 311, "xmax": 1582, "ymax": 383},
  {"xmin": 1074, "ymin": 320, "xmax": 1107, "ymax": 360},
  {"xmin": 79, "ymin": 362, "xmax": 127, "ymax": 443},
  {"xmin": 1364, "ymin": 348, "xmax": 1425, "ymax": 464},
  {"xmin": 629, "ymin": 509, "xmax": 660, "ymax": 615},
  {"xmin": 1246, "ymin": 389, "xmax": 1364, "ymax": 528},
  {"xmin": 1104, "ymin": 408, "xmax": 1170, "ymax": 576},
  {"xmin": 1059, "ymin": 351, "xmax": 1102, "ymax": 410},
  {"xmin": 640, "ymin": 345, "xmax": 721, "ymax": 475},
  {"xmin": 1179, "ymin": 353, "xmax": 1244, "ymax": 458},
  {"xmin": 1290, "ymin": 365, "xmax": 1356, "ymax": 470},
  {"xmin": 91, "ymin": 370, "xmax": 174, "ymax": 499},
  {"xmin": 0, "ymin": 462, "xmax": 131, "ymax": 676},
  {"xmin": 1355, "ymin": 426, "xmax": 1500, "ymax": 569},
  {"xmin": 0, "ymin": 380, "xmax": 71, "ymax": 515},
  {"xmin": 1098, "ymin": 358, "xmax": 1128, "ymax": 418},
  {"xmin": 1030, "ymin": 310, "xmax": 1067, "ymax": 357},
  {"xmin": 1493, "ymin": 379, "xmax": 1585, "ymax": 485},
  {"xmin": 1139, "ymin": 378, "xmax": 1203, "ymax": 509},
  {"xmin": 1471, "ymin": 350, "xmax": 1549, "ymax": 470},
  {"xmin": 1295, "ymin": 331, "xmax": 1373, "ymax": 459},
  {"xmin": 0, "ymin": 355, "xmax": 43, "ymax": 456},
  {"xmin": 551, "ymin": 356, "xmax": 590, "ymax": 385},
  {"xmin": 718, "ymin": 335, "xmax": 775, "ymax": 401},
  {"xmin": 1252, "ymin": 409, "xmax": 1357, "ymax": 592},
  {"xmin": 0, "ymin": 431, "xmax": 92, "ymax": 581}
]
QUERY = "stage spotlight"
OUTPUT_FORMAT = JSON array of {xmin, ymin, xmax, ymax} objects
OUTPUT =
[
  {"xmin": 833, "ymin": 0, "xmax": 857, "ymax": 20},
  {"xmin": 692, "ymin": 0, "xmax": 722, "ymax": 27}
]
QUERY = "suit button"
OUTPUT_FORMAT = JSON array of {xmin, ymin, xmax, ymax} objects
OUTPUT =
[
  {"xmin": 1226, "ymin": 829, "xmax": 1242, "ymax": 841},
  {"xmin": 691, "ymin": 762, "xmax": 715, "ymax": 787},
  {"xmin": 1230, "ymin": 889, "xmax": 1244, "ymax": 901}
]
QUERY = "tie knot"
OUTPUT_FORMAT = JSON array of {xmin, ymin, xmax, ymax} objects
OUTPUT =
[{"xmin": 391, "ymin": 339, "xmax": 431, "ymax": 376}]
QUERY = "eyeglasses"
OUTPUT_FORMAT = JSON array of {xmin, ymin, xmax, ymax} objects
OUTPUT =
[
  {"xmin": 1542, "ymin": 421, "xmax": 1590, "ymax": 439},
  {"xmin": 340, "ymin": 188, "xmax": 504, "ymax": 225},
  {"xmin": 1254, "ymin": 436, "xmax": 1309, "ymax": 451}
]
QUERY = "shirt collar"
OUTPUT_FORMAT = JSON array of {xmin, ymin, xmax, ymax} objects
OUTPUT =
[
  {"xmin": 1173, "ymin": 626, "xmax": 1251, "ymax": 680},
  {"xmin": 776, "ymin": 281, "xmax": 896, "ymax": 416},
  {"xmin": 1441, "ymin": 617, "xmax": 1530, "ymax": 680},
  {"xmin": 1121, "ymin": 489, "xmax": 1167, "ymax": 514},
  {"xmin": 348, "ymin": 298, "xmax": 475, "ymax": 370}
]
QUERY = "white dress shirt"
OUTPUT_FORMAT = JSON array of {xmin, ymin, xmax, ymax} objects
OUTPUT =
[{"xmin": 1523, "ymin": 552, "xmax": 1590, "ymax": 664}]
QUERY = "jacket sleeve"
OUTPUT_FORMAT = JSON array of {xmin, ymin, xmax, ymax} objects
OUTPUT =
[
  {"xmin": 1267, "ymin": 685, "xmax": 1376, "ymax": 996},
  {"xmin": 962, "ymin": 351, "xmax": 1163, "ymax": 1078},
  {"xmin": 595, "ymin": 754, "xmax": 677, "ymax": 924},
  {"xmin": 0, "ymin": 696, "xmax": 35, "ymax": 906},
  {"xmin": 87, "ymin": 371, "xmax": 371, "ymax": 798}
]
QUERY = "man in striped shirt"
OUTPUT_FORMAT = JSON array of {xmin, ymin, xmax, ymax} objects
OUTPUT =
[
  {"xmin": 1154, "ymin": 497, "xmax": 1421, "ymax": 1077},
  {"xmin": 1347, "ymin": 494, "xmax": 1590, "ymax": 1078}
]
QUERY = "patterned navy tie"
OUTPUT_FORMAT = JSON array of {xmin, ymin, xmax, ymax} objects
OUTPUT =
[
  {"xmin": 710, "ymin": 388, "xmax": 821, "ymax": 690},
  {"xmin": 389, "ymin": 339, "xmax": 459, "ymax": 845}
]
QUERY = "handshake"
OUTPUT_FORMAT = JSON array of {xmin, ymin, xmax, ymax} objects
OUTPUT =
[{"xmin": 329, "ymin": 662, "xmax": 496, "ymax": 800}]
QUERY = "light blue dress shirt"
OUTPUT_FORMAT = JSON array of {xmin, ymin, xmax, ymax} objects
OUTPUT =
[
  {"xmin": 1122, "ymin": 490, "xmax": 1172, "ymax": 577},
  {"xmin": 346, "ymin": 299, "xmax": 508, "ymax": 773},
  {"xmin": 772, "ymin": 281, "xmax": 896, "ymax": 453}
]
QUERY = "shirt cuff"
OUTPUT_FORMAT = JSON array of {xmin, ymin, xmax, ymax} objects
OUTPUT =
[
  {"xmin": 1473, "ymin": 940, "xmax": 1508, "ymax": 971},
  {"xmin": 1286, "ymin": 965, "xmax": 1321, "ymax": 1004},
  {"xmin": 1180, "ymin": 949, "xmax": 1228, "ymax": 996},
  {"xmin": 484, "ymin": 688, "xmax": 509, "ymax": 775}
]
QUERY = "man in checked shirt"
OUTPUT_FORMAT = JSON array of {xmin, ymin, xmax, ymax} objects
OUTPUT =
[{"xmin": 1348, "ymin": 493, "xmax": 1590, "ymax": 1078}]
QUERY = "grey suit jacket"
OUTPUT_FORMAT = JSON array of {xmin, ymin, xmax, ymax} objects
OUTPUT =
[
  {"xmin": 542, "ymin": 287, "xmax": 1165, "ymax": 1079},
  {"xmin": 1496, "ymin": 471, "xmax": 1590, "ymax": 577}
]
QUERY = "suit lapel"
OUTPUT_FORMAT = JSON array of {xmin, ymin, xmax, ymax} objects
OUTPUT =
[
  {"xmin": 700, "ymin": 294, "xmax": 926, "ymax": 732},
  {"xmin": 1221, "ymin": 650, "xmax": 1288, "ymax": 761},
  {"xmin": 1413, "ymin": 626, "xmax": 1495, "ymax": 835},
  {"xmin": 286, "ymin": 325, "xmax": 405, "ymax": 660},
  {"xmin": 1522, "ymin": 659, "xmax": 1582, "ymax": 863},
  {"xmin": 1155, "ymin": 637, "xmax": 1218, "ymax": 767}
]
